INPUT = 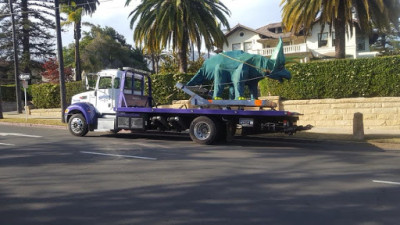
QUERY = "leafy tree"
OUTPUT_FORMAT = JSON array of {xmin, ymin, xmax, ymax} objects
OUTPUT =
[
  {"xmin": 281, "ymin": 0, "xmax": 400, "ymax": 58},
  {"xmin": 126, "ymin": 0, "xmax": 230, "ymax": 73},
  {"xmin": 0, "ymin": 0, "xmax": 56, "ymax": 78},
  {"xmin": 60, "ymin": 0, "xmax": 99, "ymax": 81},
  {"xmin": 41, "ymin": 58, "xmax": 73, "ymax": 83},
  {"xmin": 159, "ymin": 52, "xmax": 205, "ymax": 74},
  {"xmin": 370, "ymin": 22, "xmax": 400, "ymax": 55},
  {"xmin": 65, "ymin": 25, "xmax": 148, "ymax": 72}
]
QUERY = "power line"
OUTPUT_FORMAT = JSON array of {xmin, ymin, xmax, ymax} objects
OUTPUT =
[{"xmin": 0, "ymin": 0, "xmax": 114, "ymax": 17}]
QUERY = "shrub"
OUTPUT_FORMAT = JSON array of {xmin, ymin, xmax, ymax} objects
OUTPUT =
[
  {"xmin": 31, "ymin": 81, "xmax": 85, "ymax": 108},
  {"xmin": 151, "ymin": 73, "xmax": 195, "ymax": 105},
  {"xmin": 259, "ymin": 56, "xmax": 400, "ymax": 99},
  {"xmin": 0, "ymin": 84, "xmax": 18, "ymax": 101}
]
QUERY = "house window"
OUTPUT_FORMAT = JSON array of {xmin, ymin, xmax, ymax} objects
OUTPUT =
[
  {"xmin": 239, "ymin": 32, "xmax": 245, "ymax": 37},
  {"xmin": 244, "ymin": 42, "xmax": 252, "ymax": 52},
  {"xmin": 318, "ymin": 33, "xmax": 328, "ymax": 47},
  {"xmin": 232, "ymin": 43, "xmax": 241, "ymax": 50},
  {"xmin": 357, "ymin": 37, "xmax": 366, "ymax": 51}
]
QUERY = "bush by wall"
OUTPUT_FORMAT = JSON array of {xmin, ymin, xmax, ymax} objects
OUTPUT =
[
  {"xmin": 259, "ymin": 56, "xmax": 400, "ymax": 99},
  {"xmin": 31, "ymin": 81, "xmax": 85, "ymax": 108},
  {"xmin": 151, "ymin": 73, "xmax": 195, "ymax": 105},
  {"xmin": 0, "ymin": 84, "xmax": 18, "ymax": 101}
]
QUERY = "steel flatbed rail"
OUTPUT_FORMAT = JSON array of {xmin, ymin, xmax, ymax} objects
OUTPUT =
[{"xmin": 116, "ymin": 107, "xmax": 293, "ymax": 117}]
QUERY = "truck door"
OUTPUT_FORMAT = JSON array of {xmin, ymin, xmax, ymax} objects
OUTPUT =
[{"xmin": 96, "ymin": 76, "xmax": 120, "ymax": 114}]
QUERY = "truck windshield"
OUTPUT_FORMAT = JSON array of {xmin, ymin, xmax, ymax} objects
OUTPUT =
[{"xmin": 98, "ymin": 76, "xmax": 120, "ymax": 89}]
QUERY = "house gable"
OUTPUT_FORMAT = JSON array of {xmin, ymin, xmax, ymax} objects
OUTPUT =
[{"xmin": 223, "ymin": 24, "xmax": 264, "ymax": 52}]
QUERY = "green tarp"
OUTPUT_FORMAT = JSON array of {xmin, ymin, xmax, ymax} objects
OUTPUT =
[{"xmin": 187, "ymin": 38, "xmax": 291, "ymax": 100}]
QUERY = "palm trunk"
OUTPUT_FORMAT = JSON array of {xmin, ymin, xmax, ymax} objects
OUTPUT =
[
  {"xmin": 151, "ymin": 53, "xmax": 156, "ymax": 73},
  {"xmin": 74, "ymin": 19, "xmax": 82, "ymax": 81},
  {"xmin": 178, "ymin": 17, "xmax": 188, "ymax": 73},
  {"xmin": 334, "ymin": 0, "xmax": 346, "ymax": 59}
]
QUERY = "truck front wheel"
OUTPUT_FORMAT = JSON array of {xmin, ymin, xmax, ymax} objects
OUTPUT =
[
  {"xmin": 189, "ymin": 116, "xmax": 218, "ymax": 145},
  {"xmin": 68, "ymin": 114, "xmax": 89, "ymax": 137}
]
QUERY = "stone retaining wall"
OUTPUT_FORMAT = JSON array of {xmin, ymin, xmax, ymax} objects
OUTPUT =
[
  {"xmin": 1, "ymin": 102, "xmax": 17, "ymax": 112},
  {"xmin": 280, "ymin": 97, "xmax": 400, "ymax": 132},
  {"xmin": 29, "ymin": 108, "xmax": 61, "ymax": 118},
  {"xmin": 171, "ymin": 97, "xmax": 400, "ymax": 133}
]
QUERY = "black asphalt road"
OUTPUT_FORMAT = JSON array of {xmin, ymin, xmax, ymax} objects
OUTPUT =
[{"xmin": 0, "ymin": 124, "xmax": 399, "ymax": 225}]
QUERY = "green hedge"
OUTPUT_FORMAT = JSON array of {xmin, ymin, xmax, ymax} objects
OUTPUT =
[
  {"xmin": 0, "ymin": 84, "xmax": 32, "ymax": 102},
  {"xmin": 0, "ymin": 84, "xmax": 18, "ymax": 101},
  {"xmin": 151, "ymin": 73, "xmax": 195, "ymax": 105},
  {"xmin": 5, "ymin": 56, "xmax": 400, "ymax": 108},
  {"xmin": 31, "ymin": 82, "xmax": 85, "ymax": 108},
  {"xmin": 259, "ymin": 56, "xmax": 400, "ymax": 99}
]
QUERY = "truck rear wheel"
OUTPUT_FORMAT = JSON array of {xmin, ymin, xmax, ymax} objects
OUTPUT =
[
  {"xmin": 189, "ymin": 116, "xmax": 218, "ymax": 145},
  {"xmin": 68, "ymin": 114, "xmax": 89, "ymax": 137}
]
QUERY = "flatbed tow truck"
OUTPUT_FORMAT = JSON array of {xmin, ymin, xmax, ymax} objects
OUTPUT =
[{"xmin": 64, "ymin": 67, "xmax": 310, "ymax": 144}]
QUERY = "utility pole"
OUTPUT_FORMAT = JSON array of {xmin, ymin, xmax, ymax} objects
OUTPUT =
[
  {"xmin": 54, "ymin": 0, "xmax": 67, "ymax": 123},
  {"xmin": 9, "ymin": 0, "xmax": 22, "ymax": 113}
]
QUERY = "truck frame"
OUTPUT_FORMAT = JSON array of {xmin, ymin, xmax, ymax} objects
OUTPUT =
[{"xmin": 64, "ymin": 68, "xmax": 309, "ymax": 144}]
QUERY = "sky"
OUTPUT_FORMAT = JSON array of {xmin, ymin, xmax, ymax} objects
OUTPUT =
[{"xmin": 61, "ymin": 0, "xmax": 283, "ymax": 47}]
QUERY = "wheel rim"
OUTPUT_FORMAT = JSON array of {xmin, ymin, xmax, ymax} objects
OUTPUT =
[
  {"xmin": 194, "ymin": 122, "xmax": 211, "ymax": 140},
  {"xmin": 71, "ymin": 117, "xmax": 84, "ymax": 134}
]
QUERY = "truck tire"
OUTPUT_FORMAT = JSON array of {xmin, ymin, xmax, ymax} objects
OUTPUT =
[
  {"xmin": 68, "ymin": 114, "xmax": 89, "ymax": 137},
  {"xmin": 189, "ymin": 116, "xmax": 218, "ymax": 145}
]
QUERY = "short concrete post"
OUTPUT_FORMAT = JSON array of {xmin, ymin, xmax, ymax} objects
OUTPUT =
[{"xmin": 353, "ymin": 112, "xmax": 364, "ymax": 140}]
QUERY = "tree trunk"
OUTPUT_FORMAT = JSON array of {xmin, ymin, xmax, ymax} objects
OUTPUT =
[
  {"xmin": 381, "ymin": 34, "xmax": 386, "ymax": 52},
  {"xmin": 178, "ymin": 17, "xmax": 189, "ymax": 73},
  {"xmin": 151, "ymin": 54, "xmax": 156, "ymax": 73},
  {"xmin": 0, "ymin": 86, "xmax": 3, "ymax": 119},
  {"xmin": 21, "ymin": 0, "xmax": 31, "ymax": 74},
  {"xmin": 10, "ymin": 0, "xmax": 22, "ymax": 113},
  {"xmin": 155, "ymin": 54, "xmax": 160, "ymax": 74},
  {"xmin": 74, "ymin": 19, "xmax": 82, "ymax": 81},
  {"xmin": 334, "ymin": 0, "xmax": 346, "ymax": 59}
]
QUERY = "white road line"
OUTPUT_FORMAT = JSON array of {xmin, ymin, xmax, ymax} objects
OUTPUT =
[
  {"xmin": 0, "ymin": 143, "xmax": 15, "ymax": 146},
  {"xmin": 80, "ymin": 151, "xmax": 157, "ymax": 161},
  {"xmin": 372, "ymin": 180, "xmax": 400, "ymax": 185},
  {"xmin": 0, "ymin": 133, "xmax": 42, "ymax": 138}
]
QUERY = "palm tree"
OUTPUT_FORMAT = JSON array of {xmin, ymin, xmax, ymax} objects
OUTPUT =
[
  {"xmin": 61, "ymin": 0, "xmax": 99, "ymax": 81},
  {"xmin": 126, "ymin": 0, "xmax": 231, "ymax": 73},
  {"xmin": 280, "ymin": 0, "xmax": 400, "ymax": 58}
]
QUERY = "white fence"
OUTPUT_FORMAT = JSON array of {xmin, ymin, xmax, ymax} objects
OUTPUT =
[{"xmin": 254, "ymin": 43, "xmax": 308, "ymax": 56}]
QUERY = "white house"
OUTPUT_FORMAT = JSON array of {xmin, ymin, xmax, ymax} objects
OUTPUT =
[{"xmin": 223, "ymin": 22, "xmax": 379, "ymax": 59}]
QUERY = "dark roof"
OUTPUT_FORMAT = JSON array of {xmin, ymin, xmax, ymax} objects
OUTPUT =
[
  {"xmin": 255, "ymin": 22, "xmax": 293, "ymax": 39},
  {"xmin": 225, "ymin": 22, "xmax": 295, "ymax": 39}
]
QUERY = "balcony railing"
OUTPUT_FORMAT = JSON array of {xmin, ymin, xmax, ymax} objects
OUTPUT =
[{"xmin": 253, "ymin": 43, "xmax": 308, "ymax": 56}]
